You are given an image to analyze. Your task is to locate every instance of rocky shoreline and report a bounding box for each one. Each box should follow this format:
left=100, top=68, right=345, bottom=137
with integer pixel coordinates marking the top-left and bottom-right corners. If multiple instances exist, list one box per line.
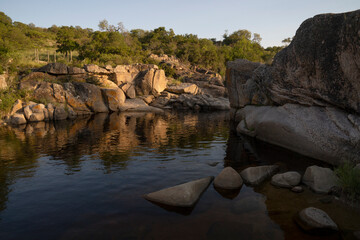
left=1, top=57, right=230, bottom=126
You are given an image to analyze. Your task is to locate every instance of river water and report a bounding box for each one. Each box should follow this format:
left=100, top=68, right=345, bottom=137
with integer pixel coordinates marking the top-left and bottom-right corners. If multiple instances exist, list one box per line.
left=0, top=111, right=359, bottom=240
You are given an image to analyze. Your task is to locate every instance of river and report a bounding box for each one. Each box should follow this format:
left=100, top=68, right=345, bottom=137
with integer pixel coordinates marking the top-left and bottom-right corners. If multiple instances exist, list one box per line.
left=0, top=111, right=358, bottom=239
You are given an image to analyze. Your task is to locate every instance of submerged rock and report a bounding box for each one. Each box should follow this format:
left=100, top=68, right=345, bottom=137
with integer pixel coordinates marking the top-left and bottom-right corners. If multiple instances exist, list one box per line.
left=291, top=186, right=304, bottom=193
left=271, top=171, right=301, bottom=188
left=295, top=207, right=338, bottom=234
left=240, top=165, right=279, bottom=186
left=302, top=165, right=339, bottom=194
left=214, top=167, right=243, bottom=190
left=143, top=176, right=213, bottom=207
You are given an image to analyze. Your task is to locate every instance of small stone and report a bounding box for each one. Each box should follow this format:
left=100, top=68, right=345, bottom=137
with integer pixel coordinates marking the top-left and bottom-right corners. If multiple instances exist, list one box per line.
left=271, top=171, right=301, bottom=188
left=54, top=106, right=68, bottom=120
left=295, top=207, right=338, bottom=234
left=214, top=167, right=243, bottom=190
left=291, top=186, right=304, bottom=193
left=144, top=176, right=213, bottom=207
left=240, top=165, right=279, bottom=185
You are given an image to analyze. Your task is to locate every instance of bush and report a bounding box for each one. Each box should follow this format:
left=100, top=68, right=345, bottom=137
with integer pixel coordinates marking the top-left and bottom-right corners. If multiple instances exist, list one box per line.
left=335, top=161, right=360, bottom=201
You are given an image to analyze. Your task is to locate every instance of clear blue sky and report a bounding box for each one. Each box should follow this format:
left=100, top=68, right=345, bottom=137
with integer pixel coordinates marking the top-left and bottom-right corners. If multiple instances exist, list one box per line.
left=1, top=0, right=359, bottom=47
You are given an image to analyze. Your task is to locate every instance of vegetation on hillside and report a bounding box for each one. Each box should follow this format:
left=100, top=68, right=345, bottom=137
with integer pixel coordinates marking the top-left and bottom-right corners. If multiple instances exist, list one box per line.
left=0, top=12, right=286, bottom=77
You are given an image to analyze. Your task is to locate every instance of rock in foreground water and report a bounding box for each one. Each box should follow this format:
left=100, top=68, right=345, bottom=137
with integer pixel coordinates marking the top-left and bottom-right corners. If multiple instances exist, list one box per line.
left=240, top=165, right=279, bottom=186
left=295, top=207, right=338, bottom=234
left=214, top=167, right=243, bottom=190
left=271, top=171, right=301, bottom=188
left=302, top=166, right=339, bottom=194
left=143, top=176, right=214, bottom=207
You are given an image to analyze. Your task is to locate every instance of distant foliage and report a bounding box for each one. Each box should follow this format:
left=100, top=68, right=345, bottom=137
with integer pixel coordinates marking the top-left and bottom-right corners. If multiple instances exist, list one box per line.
left=0, top=12, right=284, bottom=76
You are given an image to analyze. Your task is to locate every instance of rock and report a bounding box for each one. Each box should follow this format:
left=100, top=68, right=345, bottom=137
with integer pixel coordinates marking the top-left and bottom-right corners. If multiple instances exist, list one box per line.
left=10, top=99, right=23, bottom=115
left=295, top=207, right=338, bottom=234
left=271, top=171, right=301, bottom=188
left=143, top=176, right=214, bottom=207
left=62, top=83, right=91, bottom=114
left=168, top=94, right=230, bottom=111
left=19, top=72, right=55, bottom=90
left=101, top=88, right=125, bottom=112
left=43, top=108, right=49, bottom=121
left=71, top=82, right=108, bottom=113
left=120, top=83, right=136, bottom=99
left=140, top=95, right=155, bottom=104
left=135, top=69, right=167, bottom=96
left=235, top=104, right=360, bottom=165
left=29, top=112, right=45, bottom=122
left=105, top=65, right=113, bottom=71
left=302, top=165, right=340, bottom=194
left=54, top=105, right=68, bottom=120
left=227, top=10, right=360, bottom=166
left=0, top=74, right=7, bottom=90
left=226, top=59, right=263, bottom=108
left=23, top=106, right=32, bottom=120
left=291, top=186, right=304, bottom=193
left=119, top=98, right=163, bottom=113
left=214, top=167, right=243, bottom=190
left=84, top=64, right=108, bottom=74
left=67, top=66, right=86, bottom=75
left=10, top=113, right=27, bottom=125
left=36, top=63, right=69, bottom=75
left=166, top=83, right=199, bottom=95
left=98, top=78, right=119, bottom=89
left=240, top=165, right=279, bottom=185
left=31, top=104, right=45, bottom=113
left=66, top=105, right=77, bottom=119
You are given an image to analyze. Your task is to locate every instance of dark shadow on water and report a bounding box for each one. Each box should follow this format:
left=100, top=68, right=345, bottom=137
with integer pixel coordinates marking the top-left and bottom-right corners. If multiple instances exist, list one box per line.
left=214, top=186, right=241, bottom=199
left=143, top=198, right=195, bottom=216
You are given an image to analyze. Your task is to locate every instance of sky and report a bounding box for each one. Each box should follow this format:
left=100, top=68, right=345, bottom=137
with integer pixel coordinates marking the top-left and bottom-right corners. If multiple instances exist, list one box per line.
left=0, top=0, right=359, bottom=47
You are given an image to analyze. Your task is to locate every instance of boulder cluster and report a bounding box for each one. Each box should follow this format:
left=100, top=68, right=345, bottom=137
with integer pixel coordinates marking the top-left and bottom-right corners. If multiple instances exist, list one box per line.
left=5, top=60, right=230, bottom=125
left=226, top=10, right=360, bottom=165
left=144, top=164, right=342, bottom=235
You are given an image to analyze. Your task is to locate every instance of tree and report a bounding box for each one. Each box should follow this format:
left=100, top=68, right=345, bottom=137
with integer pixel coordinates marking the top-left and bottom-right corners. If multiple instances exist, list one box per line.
left=282, top=37, right=292, bottom=46
left=56, top=26, right=79, bottom=61
left=223, top=30, right=252, bottom=46
left=98, top=19, right=126, bottom=33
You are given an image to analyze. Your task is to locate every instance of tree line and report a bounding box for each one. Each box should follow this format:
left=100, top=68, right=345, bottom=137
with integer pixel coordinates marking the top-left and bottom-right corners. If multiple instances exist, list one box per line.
left=0, top=12, right=286, bottom=75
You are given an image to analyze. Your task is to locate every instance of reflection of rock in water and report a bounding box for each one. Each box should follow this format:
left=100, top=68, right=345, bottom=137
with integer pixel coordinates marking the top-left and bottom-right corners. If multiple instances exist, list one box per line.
left=0, top=112, right=229, bottom=214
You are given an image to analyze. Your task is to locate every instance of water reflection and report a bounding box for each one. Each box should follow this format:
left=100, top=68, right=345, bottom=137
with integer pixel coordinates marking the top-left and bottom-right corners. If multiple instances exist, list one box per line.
left=0, top=111, right=359, bottom=239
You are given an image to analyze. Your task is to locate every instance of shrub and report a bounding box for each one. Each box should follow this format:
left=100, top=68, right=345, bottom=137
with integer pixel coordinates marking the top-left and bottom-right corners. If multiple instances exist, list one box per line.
left=335, top=161, right=360, bottom=201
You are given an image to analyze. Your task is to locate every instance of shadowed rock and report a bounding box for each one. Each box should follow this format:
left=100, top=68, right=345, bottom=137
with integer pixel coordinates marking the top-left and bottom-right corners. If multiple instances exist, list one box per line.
left=271, top=171, right=301, bottom=188
left=302, top=165, right=339, bottom=194
left=143, top=176, right=213, bottom=207
left=240, top=165, right=279, bottom=186
left=295, top=207, right=338, bottom=234
left=214, top=167, right=243, bottom=190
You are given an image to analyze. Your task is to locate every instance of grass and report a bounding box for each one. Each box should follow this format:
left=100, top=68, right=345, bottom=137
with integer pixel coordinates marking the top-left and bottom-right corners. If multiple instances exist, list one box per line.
left=335, top=161, right=360, bottom=201
left=0, top=87, right=33, bottom=117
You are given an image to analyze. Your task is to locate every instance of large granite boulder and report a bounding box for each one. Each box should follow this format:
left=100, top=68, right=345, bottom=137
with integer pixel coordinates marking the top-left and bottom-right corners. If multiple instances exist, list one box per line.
left=71, top=82, right=108, bottom=113
left=235, top=104, right=360, bottom=165
left=227, top=10, right=360, bottom=166
left=36, top=63, right=85, bottom=75
left=143, top=176, right=214, bottom=207
left=101, top=88, right=126, bottom=112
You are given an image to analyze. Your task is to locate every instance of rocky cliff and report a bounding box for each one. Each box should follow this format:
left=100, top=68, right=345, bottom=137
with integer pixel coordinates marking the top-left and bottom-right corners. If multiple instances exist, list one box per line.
left=227, top=10, right=360, bottom=165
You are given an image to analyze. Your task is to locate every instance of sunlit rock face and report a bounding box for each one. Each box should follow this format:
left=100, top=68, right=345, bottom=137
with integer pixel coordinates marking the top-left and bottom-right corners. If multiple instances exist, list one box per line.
left=226, top=10, right=360, bottom=165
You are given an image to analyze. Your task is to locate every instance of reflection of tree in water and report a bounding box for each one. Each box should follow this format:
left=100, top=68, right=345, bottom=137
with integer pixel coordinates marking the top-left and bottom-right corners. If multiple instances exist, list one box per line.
left=0, top=111, right=230, bottom=212
left=0, top=128, right=39, bottom=214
